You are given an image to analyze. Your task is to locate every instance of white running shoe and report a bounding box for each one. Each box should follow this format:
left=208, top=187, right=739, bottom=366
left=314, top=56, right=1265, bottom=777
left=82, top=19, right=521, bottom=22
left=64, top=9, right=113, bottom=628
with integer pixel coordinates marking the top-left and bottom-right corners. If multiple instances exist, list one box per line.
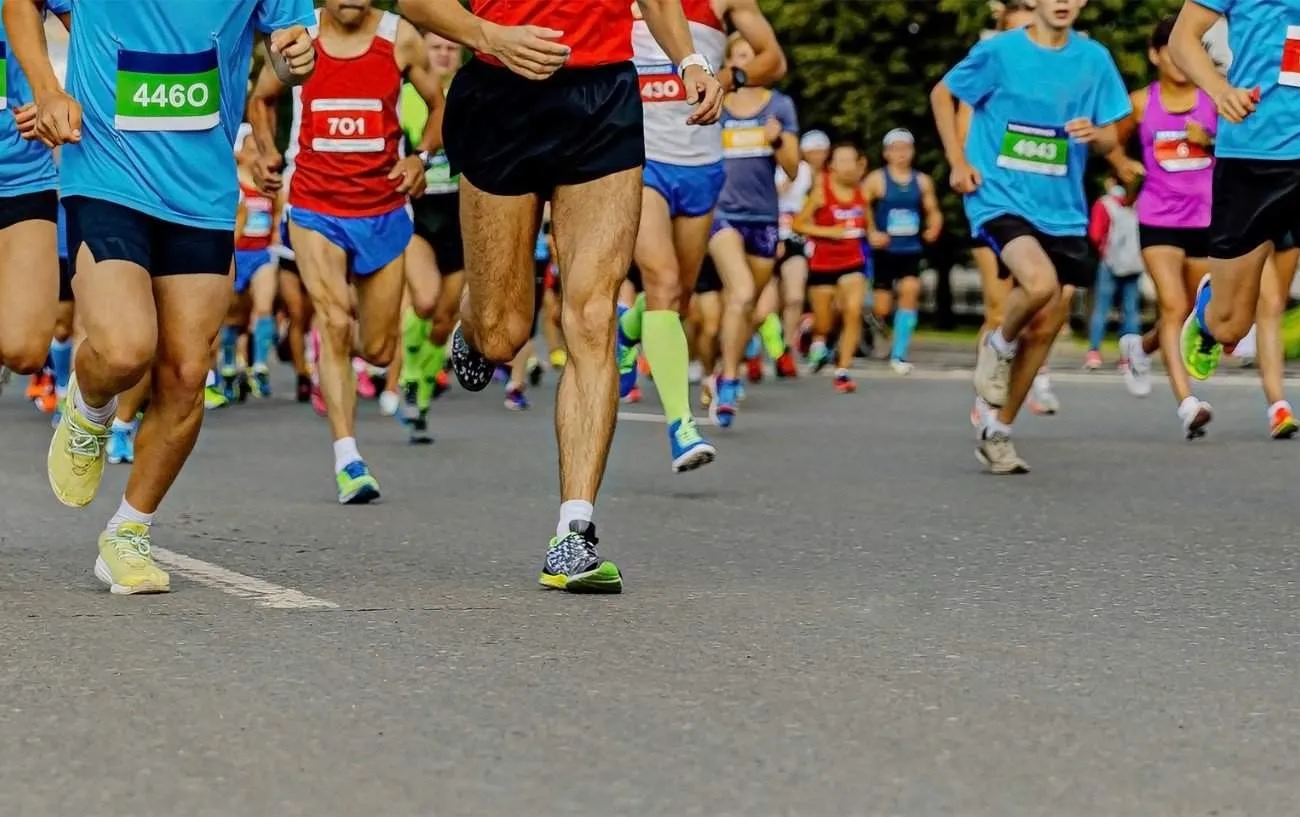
left=1118, top=334, right=1152, bottom=398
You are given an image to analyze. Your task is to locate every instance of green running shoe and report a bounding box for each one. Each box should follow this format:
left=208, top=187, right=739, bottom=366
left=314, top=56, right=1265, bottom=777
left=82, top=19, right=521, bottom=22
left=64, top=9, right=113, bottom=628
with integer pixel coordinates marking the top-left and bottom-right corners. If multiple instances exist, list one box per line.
left=336, top=460, right=381, bottom=505
left=1180, top=310, right=1221, bottom=381
left=539, top=521, right=622, bottom=593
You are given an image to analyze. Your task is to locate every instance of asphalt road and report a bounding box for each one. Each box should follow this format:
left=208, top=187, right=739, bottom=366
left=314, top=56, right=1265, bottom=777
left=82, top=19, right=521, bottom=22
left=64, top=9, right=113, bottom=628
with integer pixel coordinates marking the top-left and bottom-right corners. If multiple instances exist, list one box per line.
left=2, top=361, right=1298, bottom=817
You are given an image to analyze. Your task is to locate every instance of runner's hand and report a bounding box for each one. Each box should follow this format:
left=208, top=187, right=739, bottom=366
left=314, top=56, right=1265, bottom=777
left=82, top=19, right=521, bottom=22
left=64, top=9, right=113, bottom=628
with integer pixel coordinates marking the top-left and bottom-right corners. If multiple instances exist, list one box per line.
left=867, top=229, right=891, bottom=249
left=763, top=116, right=783, bottom=145
left=390, top=155, right=427, bottom=198
left=949, top=160, right=980, bottom=194
left=1212, top=87, right=1257, bottom=124
left=841, top=227, right=865, bottom=240
left=683, top=65, right=722, bottom=125
left=1065, top=117, right=1099, bottom=143
left=1184, top=118, right=1212, bottom=147
left=13, top=103, right=39, bottom=141
left=269, top=27, right=316, bottom=81
left=482, top=22, right=570, bottom=80
left=1115, top=157, right=1145, bottom=187
left=253, top=148, right=284, bottom=195
left=31, top=89, right=81, bottom=147
left=923, top=223, right=942, bottom=244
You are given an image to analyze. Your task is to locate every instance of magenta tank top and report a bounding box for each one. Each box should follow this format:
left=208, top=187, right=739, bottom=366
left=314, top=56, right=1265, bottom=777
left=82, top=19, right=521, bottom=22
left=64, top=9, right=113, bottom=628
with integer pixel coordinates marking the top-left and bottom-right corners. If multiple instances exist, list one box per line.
left=1136, top=84, right=1216, bottom=229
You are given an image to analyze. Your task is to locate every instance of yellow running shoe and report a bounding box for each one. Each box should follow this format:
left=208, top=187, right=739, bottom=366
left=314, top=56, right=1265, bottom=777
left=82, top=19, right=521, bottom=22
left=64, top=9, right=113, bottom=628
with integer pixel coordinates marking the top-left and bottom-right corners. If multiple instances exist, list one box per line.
left=47, top=375, right=110, bottom=508
left=94, top=522, right=170, bottom=594
left=549, top=348, right=567, bottom=368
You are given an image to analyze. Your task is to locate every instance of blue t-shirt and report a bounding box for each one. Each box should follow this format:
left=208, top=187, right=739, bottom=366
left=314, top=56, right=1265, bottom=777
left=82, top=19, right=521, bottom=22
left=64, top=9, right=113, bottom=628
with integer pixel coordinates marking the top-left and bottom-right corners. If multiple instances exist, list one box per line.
left=56, top=199, right=66, bottom=258
left=1194, top=0, right=1300, bottom=160
left=61, top=0, right=314, bottom=230
left=0, top=0, right=71, bottom=196
left=715, top=90, right=799, bottom=223
left=944, top=28, right=1130, bottom=237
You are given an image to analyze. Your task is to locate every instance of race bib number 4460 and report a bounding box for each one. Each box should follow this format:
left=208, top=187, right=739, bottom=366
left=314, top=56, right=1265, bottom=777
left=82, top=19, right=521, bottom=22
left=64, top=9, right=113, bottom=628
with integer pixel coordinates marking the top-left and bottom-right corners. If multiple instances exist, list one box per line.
left=309, top=98, right=385, bottom=153
left=996, top=122, right=1069, bottom=177
left=115, top=49, right=220, bottom=132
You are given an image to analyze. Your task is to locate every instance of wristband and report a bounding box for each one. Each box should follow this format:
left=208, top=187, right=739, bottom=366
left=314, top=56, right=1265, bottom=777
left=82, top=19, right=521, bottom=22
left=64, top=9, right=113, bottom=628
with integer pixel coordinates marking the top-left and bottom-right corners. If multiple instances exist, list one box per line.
left=678, top=53, right=714, bottom=77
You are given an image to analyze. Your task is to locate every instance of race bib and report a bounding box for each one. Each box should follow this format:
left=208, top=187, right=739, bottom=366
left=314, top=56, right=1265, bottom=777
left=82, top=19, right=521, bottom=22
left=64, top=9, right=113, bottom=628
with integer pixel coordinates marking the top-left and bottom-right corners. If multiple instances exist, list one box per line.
left=1152, top=130, right=1212, bottom=173
left=1281, top=25, right=1300, bottom=87
left=115, top=49, right=220, bottom=132
left=722, top=120, right=771, bottom=159
left=0, top=43, right=8, bottom=111
left=886, top=208, right=920, bottom=237
left=243, top=198, right=273, bottom=238
left=637, top=64, right=686, bottom=103
left=424, top=150, right=459, bottom=195
left=309, top=98, right=384, bottom=153
left=996, top=122, right=1068, bottom=176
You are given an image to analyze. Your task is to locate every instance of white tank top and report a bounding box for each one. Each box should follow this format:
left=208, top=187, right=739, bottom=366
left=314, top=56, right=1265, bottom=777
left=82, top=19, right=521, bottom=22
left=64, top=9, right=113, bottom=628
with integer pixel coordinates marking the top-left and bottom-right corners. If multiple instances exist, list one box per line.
left=632, top=0, right=727, bottom=167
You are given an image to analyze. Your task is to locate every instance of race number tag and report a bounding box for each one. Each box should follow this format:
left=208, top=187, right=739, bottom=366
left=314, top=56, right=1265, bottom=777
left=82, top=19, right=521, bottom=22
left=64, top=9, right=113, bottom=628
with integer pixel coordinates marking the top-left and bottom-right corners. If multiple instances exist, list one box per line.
left=1280, top=25, right=1300, bottom=87
left=309, top=98, right=385, bottom=153
left=243, top=197, right=273, bottom=238
left=996, top=122, right=1068, bottom=176
left=886, top=208, right=920, bottom=237
left=1152, top=130, right=1212, bottom=172
left=424, top=150, right=459, bottom=195
left=0, top=43, right=8, bottom=111
left=115, top=49, right=220, bottom=132
left=722, top=120, right=771, bottom=159
left=637, top=64, right=686, bottom=103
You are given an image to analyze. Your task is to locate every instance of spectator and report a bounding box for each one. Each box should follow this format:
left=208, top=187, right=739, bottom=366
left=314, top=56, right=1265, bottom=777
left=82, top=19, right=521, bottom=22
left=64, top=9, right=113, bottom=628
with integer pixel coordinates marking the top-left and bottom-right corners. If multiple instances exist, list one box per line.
left=1085, top=178, right=1144, bottom=370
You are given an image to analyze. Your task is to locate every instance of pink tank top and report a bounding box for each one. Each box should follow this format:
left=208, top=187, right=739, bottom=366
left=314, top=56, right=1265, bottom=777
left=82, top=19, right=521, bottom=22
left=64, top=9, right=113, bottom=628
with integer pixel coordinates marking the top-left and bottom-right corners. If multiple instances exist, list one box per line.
left=1136, top=83, right=1216, bottom=229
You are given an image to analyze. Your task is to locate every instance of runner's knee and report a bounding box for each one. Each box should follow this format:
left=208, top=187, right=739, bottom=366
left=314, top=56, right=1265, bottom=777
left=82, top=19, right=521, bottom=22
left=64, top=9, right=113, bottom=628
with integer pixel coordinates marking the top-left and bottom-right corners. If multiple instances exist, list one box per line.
left=153, top=353, right=211, bottom=397
left=561, top=289, right=617, bottom=355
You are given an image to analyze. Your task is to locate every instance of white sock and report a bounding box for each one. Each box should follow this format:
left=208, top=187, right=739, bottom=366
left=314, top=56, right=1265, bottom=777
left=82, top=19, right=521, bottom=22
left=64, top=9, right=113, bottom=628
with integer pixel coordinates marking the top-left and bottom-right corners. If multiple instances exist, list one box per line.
left=984, top=416, right=1012, bottom=437
left=74, top=386, right=117, bottom=426
left=107, top=497, right=154, bottom=533
left=557, top=500, right=594, bottom=539
left=333, top=437, right=362, bottom=472
left=206, top=369, right=217, bottom=388
left=1178, top=395, right=1200, bottom=418
left=834, top=367, right=849, bottom=377
left=989, top=328, right=1018, bottom=358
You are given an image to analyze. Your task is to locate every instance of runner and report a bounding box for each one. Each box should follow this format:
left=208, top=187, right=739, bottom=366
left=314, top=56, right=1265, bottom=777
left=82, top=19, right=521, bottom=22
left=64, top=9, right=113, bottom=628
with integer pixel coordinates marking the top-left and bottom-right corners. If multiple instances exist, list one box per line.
left=398, top=0, right=723, bottom=592
left=863, top=127, right=943, bottom=375
left=5, top=0, right=315, bottom=593
left=793, top=141, right=868, bottom=393
left=247, top=0, right=438, bottom=504
left=0, top=0, right=70, bottom=387
left=931, top=0, right=1130, bottom=473
left=614, top=0, right=784, bottom=470
left=706, top=32, right=798, bottom=428
left=774, top=129, right=829, bottom=371
left=1106, top=15, right=1216, bottom=438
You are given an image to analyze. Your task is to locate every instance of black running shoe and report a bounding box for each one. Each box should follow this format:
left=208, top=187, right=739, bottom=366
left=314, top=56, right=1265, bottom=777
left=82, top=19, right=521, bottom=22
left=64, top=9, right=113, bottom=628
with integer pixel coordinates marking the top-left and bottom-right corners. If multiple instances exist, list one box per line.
left=450, top=323, right=494, bottom=392
left=296, top=374, right=312, bottom=403
left=538, top=521, right=622, bottom=594
left=402, top=381, right=433, bottom=445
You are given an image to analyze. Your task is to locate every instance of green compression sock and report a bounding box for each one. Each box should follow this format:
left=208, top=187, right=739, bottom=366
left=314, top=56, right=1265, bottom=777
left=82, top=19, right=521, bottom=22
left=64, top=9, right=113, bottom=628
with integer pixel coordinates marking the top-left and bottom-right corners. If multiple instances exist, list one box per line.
left=641, top=310, right=692, bottom=424
left=401, top=310, right=433, bottom=386
left=758, top=313, right=785, bottom=360
left=619, top=292, right=648, bottom=343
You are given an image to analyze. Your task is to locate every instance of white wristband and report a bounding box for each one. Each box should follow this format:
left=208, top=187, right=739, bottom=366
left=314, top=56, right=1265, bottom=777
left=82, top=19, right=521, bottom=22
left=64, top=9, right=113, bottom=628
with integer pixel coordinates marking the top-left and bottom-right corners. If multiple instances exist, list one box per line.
left=678, top=53, right=714, bottom=76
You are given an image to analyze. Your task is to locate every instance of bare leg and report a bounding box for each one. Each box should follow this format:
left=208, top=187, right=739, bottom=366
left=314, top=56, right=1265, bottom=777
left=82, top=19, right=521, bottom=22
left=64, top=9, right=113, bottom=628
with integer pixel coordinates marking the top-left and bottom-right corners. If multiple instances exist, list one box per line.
left=0, top=219, right=59, bottom=373
left=835, top=273, right=866, bottom=371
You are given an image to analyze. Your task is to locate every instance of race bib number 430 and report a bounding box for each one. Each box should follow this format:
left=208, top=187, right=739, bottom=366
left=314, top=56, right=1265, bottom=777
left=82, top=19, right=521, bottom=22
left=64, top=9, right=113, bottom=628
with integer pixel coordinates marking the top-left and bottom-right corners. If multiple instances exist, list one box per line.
left=996, top=122, right=1068, bottom=177
left=310, top=98, right=385, bottom=153
left=638, top=65, right=686, bottom=103
left=115, top=49, right=220, bottom=132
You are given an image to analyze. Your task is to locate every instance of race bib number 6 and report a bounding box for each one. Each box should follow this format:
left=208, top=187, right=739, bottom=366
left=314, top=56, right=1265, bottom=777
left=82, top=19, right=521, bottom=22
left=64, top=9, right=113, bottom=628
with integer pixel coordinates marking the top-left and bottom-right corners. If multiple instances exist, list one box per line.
left=310, top=98, right=385, bottom=153
left=115, top=49, right=220, bottom=132
left=996, top=122, right=1068, bottom=177
left=638, top=65, right=686, bottom=103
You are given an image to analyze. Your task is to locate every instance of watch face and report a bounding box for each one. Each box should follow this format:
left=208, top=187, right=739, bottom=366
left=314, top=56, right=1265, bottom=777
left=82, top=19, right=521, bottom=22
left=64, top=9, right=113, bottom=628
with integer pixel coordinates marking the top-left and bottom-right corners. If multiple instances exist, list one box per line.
left=733, top=67, right=747, bottom=87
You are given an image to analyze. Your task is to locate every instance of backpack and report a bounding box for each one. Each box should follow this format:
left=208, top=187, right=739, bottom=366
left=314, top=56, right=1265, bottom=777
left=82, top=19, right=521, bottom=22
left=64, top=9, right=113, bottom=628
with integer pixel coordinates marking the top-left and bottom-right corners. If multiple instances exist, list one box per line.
left=1099, top=196, right=1144, bottom=278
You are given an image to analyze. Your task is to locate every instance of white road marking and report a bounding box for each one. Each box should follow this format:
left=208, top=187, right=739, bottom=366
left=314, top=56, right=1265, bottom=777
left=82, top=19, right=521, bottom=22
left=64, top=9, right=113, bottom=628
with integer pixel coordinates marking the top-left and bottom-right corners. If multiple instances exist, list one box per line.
left=846, top=367, right=1293, bottom=388
left=618, top=411, right=715, bottom=426
left=151, top=547, right=338, bottom=610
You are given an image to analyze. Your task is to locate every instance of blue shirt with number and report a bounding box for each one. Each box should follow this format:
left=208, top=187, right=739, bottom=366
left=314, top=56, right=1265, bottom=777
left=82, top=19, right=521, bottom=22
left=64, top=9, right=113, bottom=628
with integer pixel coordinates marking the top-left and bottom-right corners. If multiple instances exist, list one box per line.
left=1193, top=0, right=1300, bottom=160
left=61, top=0, right=314, bottom=231
left=0, top=0, right=71, bottom=196
left=943, top=28, right=1130, bottom=237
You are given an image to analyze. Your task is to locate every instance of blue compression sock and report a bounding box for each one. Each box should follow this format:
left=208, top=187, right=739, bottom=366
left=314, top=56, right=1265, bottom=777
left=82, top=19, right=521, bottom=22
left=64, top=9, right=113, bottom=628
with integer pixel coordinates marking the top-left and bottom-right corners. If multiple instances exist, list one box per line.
left=1193, top=281, right=1213, bottom=336
left=219, top=325, right=240, bottom=373
left=252, top=316, right=275, bottom=368
left=49, top=338, right=72, bottom=394
left=891, top=309, right=918, bottom=362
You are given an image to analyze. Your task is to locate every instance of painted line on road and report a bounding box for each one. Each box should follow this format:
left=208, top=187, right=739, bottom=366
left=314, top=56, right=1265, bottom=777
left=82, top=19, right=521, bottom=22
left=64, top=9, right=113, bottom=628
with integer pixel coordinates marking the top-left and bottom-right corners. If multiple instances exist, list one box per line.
left=619, top=411, right=717, bottom=426
left=847, top=367, right=1292, bottom=388
left=151, top=547, right=339, bottom=610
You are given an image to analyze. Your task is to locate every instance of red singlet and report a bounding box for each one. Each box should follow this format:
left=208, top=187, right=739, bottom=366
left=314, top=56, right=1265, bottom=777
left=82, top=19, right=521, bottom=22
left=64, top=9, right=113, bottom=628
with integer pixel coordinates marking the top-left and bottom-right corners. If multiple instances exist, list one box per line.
left=288, top=10, right=405, bottom=217
left=471, top=0, right=634, bottom=68
left=808, top=173, right=868, bottom=273
left=237, top=182, right=275, bottom=251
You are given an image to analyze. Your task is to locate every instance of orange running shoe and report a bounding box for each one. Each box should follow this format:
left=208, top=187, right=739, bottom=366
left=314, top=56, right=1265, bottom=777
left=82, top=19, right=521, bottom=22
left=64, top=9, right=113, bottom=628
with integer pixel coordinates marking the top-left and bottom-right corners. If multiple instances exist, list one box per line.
left=1270, top=403, right=1298, bottom=439
left=26, top=373, right=51, bottom=402
left=833, top=373, right=857, bottom=393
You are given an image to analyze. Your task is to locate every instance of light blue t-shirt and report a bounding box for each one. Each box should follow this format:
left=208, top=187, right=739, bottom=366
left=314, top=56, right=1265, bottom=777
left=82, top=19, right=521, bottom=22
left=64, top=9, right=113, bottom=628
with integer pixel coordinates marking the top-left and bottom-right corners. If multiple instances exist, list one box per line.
left=56, top=199, right=66, bottom=257
left=61, top=0, right=314, bottom=230
left=0, top=0, right=71, bottom=196
left=534, top=230, right=549, bottom=262
left=1194, top=0, right=1300, bottom=159
left=944, top=28, right=1131, bottom=237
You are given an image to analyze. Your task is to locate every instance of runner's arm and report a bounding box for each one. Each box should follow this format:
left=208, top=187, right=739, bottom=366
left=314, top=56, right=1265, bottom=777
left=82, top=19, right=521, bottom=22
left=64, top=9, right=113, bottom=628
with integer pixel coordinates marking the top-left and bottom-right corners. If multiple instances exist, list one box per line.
left=860, top=181, right=883, bottom=237
left=247, top=61, right=287, bottom=162
left=397, top=19, right=446, bottom=154
left=1085, top=50, right=1134, bottom=156
left=396, top=0, right=491, bottom=52
left=636, top=0, right=699, bottom=65
left=931, top=40, right=996, bottom=172
left=2, top=0, right=63, bottom=99
left=793, top=181, right=841, bottom=240
left=1169, top=2, right=1233, bottom=101
left=919, top=174, right=943, bottom=239
left=1104, top=89, right=1146, bottom=178
left=718, top=0, right=786, bottom=89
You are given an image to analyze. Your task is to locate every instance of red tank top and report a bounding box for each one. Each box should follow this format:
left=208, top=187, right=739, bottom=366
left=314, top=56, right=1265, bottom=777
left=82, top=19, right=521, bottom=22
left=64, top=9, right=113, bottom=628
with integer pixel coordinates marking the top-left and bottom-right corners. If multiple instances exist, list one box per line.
left=288, top=11, right=405, bottom=217
left=808, top=173, right=868, bottom=273
left=471, top=0, right=634, bottom=68
left=237, top=182, right=275, bottom=251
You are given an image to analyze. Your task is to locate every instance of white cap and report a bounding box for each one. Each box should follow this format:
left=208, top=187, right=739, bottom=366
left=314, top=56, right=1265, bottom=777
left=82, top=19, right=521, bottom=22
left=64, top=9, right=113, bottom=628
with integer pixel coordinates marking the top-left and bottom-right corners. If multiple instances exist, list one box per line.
left=799, top=130, right=830, bottom=152
left=883, top=128, right=914, bottom=147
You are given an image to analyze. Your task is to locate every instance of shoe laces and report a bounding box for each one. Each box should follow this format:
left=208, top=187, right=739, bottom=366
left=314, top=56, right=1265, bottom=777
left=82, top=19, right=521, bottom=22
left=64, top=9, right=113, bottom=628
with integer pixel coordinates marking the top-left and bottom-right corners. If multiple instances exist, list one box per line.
left=111, top=528, right=154, bottom=567
left=676, top=419, right=704, bottom=445
left=67, top=424, right=105, bottom=461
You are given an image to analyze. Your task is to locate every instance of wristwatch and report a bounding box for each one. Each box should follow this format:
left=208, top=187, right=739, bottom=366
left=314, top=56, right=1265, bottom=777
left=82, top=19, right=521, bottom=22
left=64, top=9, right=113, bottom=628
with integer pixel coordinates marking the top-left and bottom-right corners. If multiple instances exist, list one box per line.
left=678, top=53, right=714, bottom=76
left=730, top=66, right=749, bottom=90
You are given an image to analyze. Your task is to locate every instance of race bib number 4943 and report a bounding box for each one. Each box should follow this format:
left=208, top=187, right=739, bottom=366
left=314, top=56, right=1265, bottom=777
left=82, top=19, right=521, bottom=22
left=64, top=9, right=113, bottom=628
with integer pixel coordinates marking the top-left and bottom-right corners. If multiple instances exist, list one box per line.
left=309, top=98, right=385, bottom=153
left=995, top=122, right=1069, bottom=177
left=115, top=49, right=220, bottom=132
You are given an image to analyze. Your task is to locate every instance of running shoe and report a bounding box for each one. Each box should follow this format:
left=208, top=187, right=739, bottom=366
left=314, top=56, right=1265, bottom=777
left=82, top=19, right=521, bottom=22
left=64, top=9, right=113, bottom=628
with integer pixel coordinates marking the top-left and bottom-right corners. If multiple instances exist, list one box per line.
left=355, top=361, right=378, bottom=399
left=833, top=372, right=857, bottom=393
left=296, top=374, right=312, bottom=403
left=1270, top=402, right=1298, bottom=440
left=378, top=389, right=401, bottom=417
left=865, top=314, right=890, bottom=360
left=94, top=522, right=169, bottom=595
left=204, top=383, right=229, bottom=410
left=746, top=355, right=764, bottom=383
left=0, top=365, right=9, bottom=395
left=615, top=304, right=640, bottom=398
left=1181, top=280, right=1222, bottom=380
left=433, top=369, right=451, bottom=399
left=527, top=357, right=544, bottom=387
left=27, top=372, right=51, bottom=404
left=1178, top=396, right=1213, bottom=440
left=336, top=460, right=381, bottom=504
left=221, top=371, right=240, bottom=404
left=699, top=374, right=715, bottom=411
left=250, top=365, right=273, bottom=399
left=973, top=331, right=1013, bottom=407
left=538, top=521, right=622, bottom=593
left=34, top=388, right=58, bottom=415
left=688, top=360, right=704, bottom=384
left=713, top=377, right=740, bottom=428
left=107, top=424, right=135, bottom=465
left=808, top=341, right=831, bottom=374
left=1083, top=350, right=1102, bottom=370
left=1027, top=373, right=1060, bottom=415
left=449, top=323, right=494, bottom=392
left=310, top=382, right=327, bottom=417
left=775, top=350, right=798, bottom=379
left=621, top=385, right=642, bottom=404
left=889, top=359, right=914, bottom=376
left=505, top=385, right=530, bottom=411
left=401, top=382, right=433, bottom=444
left=549, top=348, right=567, bottom=368
left=47, top=375, right=110, bottom=508
left=976, top=429, right=1030, bottom=474
left=1118, top=334, right=1152, bottom=398
left=668, top=417, right=715, bottom=473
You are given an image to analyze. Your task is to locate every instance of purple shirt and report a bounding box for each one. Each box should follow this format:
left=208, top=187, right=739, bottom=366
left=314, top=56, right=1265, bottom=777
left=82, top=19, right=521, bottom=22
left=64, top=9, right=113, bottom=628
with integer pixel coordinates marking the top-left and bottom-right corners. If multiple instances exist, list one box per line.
left=1136, top=83, right=1216, bottom=229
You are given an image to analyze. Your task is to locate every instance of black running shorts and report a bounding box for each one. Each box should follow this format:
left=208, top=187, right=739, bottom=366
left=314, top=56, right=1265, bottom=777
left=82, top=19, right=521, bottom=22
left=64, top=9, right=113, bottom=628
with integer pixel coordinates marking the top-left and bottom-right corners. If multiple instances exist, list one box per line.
left=976, top=214, right=1093, bottom=289
left=1209, top=157, right=1300, bottom=259
left=443, top=59, right=645, bottom=197
left=694, top=256, right=723, bottom=294
left=411, top=192, right=465, bottom=273
left=1138, top=224, right=1209, bottom=259
left=64, top=196, right=233, bottom=277
left=872, top=251, right=922, bottom=290
left=0, top=189, right=58, bottom=230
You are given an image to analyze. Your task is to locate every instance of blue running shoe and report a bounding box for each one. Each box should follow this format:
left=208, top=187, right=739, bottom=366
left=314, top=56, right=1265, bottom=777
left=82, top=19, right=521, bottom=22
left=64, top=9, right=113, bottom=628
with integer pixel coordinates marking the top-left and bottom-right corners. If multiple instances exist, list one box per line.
left=668, top=418, right=715, bottom=473
left=107, top=423, right=135, bottom=465
left=505, top=385, right=530, bottom=411
left=336, top=460, right=381, bottom=505
left=713, top=378, right=740, bottom=428
left=616, top=303, right=640, bottom=398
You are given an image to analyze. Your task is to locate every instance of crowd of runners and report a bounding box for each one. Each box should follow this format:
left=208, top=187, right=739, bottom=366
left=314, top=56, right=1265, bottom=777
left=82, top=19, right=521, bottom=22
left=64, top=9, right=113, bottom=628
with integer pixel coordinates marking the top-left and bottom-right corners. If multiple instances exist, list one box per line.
left=0, top=0, right=1292, bottom=593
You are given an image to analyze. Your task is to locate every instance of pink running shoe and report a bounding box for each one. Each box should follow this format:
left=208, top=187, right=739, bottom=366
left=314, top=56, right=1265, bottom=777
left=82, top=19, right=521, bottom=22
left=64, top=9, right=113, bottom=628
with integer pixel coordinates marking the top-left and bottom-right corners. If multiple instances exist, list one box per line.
left=355, top=359, right=378, bottom=400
